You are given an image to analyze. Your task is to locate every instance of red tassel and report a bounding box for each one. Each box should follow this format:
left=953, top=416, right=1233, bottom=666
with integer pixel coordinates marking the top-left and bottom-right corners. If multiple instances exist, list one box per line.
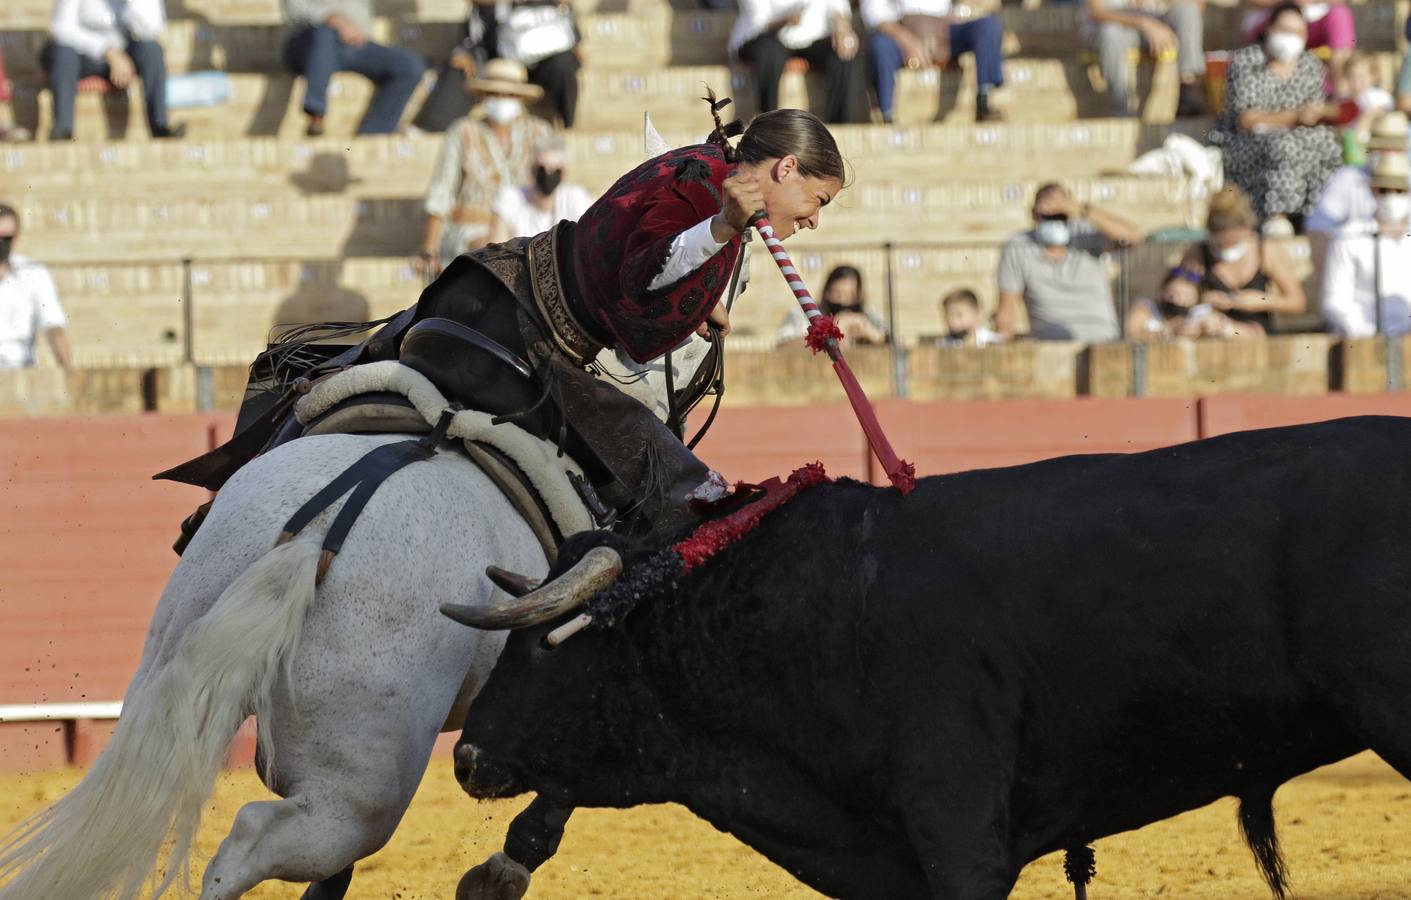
left=674, top=463, right=832, bottom=572
left=805, top=315, right=844, bottom=354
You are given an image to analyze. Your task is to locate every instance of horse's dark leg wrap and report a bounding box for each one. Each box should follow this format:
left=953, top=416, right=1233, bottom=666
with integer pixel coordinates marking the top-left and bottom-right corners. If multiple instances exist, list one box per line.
left=503, top=796, right=573, bottom=872
left=299, top=865, right=354, bottom=900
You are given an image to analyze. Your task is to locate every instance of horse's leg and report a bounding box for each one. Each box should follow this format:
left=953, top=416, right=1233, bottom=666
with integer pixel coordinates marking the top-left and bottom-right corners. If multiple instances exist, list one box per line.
left=457, top=797, right=572, bottom=900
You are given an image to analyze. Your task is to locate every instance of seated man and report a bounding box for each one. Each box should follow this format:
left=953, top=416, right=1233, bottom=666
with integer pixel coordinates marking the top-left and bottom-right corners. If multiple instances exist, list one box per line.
left=861, top=0, right=1005, bottom=123
left=0, top=203, right=72, bottom=370
left=1083, top=0, right=1205, bottom=118
left=44, top=0, right=185, bottom=141
left=1322, top=153, right=1411, bottom=337
left=282, top=0, right=427, bottom=136
left=995, top=182, right=1145, bottom=343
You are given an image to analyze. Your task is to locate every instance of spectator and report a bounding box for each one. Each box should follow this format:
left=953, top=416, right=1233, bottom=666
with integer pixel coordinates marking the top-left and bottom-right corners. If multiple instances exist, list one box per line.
left=1135, top=185, right=1306, bottom=339
left=860, top=0, right=1005, bottom=123
left=44, top=0, right=185, bottom=141
left=731, top=0, right=870, bottom=123
left=1306, top=110, right=1407, bottom=284
left=1213, top=3, right=1341, bottom=227
left=415, top=0, right=580, bottom=132
left=487, top=134, right=593, bottom=242
left=1337, top=51, right=1394, bottom=164
left=775, top=265, right=889, bottom=345
left=1323, top=152, right=1411, bottom=336
left=420, top=59, right=553, bottom=273
left=282, top=0, right=427, bottom=136
left=995, top=182, right=1144, bottom=343
left=1399, top=16, right=1411, bottom=117
left=1083, top=0, right=1205, bottom=118
left=0, top=50, right=30, bottom=142
left=1242, top=0, right=1355, bottom=89
left=0, top=205, right=72, bottom=370
left=938, top=288, right=1002, bottom=346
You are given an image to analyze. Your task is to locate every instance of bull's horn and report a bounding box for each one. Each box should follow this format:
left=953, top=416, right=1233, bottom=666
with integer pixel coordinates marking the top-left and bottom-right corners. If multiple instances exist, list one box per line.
left=486, top=566, right=541, bottom=597
left=440, top=546, right=622, bottom=630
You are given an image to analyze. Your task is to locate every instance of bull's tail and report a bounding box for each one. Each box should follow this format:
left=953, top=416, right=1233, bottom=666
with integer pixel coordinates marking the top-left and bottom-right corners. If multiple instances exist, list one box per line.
left=1238, top=789, right=1289, bottom=900
left=0, top=539, right=322, bottom=900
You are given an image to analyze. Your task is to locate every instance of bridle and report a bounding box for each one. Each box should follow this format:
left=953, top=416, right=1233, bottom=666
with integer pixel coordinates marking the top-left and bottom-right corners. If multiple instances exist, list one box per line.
left=663, top=235, right=746, bottom=450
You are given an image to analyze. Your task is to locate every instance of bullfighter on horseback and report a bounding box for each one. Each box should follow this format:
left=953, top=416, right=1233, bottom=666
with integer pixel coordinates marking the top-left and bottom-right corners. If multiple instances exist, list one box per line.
left=161, top=97, right=848, bottom=544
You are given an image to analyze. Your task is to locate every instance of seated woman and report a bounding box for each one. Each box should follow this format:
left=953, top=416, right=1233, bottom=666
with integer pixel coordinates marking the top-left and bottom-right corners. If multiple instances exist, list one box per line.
left=775, top=264, right=889, bottom=345
left=730, top=0, right=869, bottom=123
left=1241, top=0, right=1357, bottom=89
left=1130, top=185, right=1307, bottom=339
left=1214, top=2, right=1342, bottom=227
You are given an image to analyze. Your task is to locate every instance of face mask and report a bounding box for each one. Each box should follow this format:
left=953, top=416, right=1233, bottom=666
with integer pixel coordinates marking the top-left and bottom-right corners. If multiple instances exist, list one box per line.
left=1216, top=241, right=1248, bottom=263
left=533, top=165, right=562, bottom=196
left=481, top=97, right=523, bottom=125
left=1266, top=31, right=1306, bottom=62
left=1376, top=193, right=1410, bottom=225
left=0, top=236, right=10, bottom=265
left=1035, top=219, right=1071, bottom=247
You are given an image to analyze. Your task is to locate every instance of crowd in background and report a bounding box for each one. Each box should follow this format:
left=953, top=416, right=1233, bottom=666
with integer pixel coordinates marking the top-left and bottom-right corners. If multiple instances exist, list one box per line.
left=6, top=0, right=1411, bottom=370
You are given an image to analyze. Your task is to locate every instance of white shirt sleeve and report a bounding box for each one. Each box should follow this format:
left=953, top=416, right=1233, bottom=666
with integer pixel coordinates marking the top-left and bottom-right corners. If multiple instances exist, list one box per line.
left=1322, top=236, right=1372, bottom=337
left=861, top=0, right=900, bottom=29
left=646, top=217, right=729, bottom=292
left=51, top=0, right=122, bottom=59
left=29, top=266, right=68, bottom=331
left=122, top=0, right=167, bottom=42
left=729, top=0, right=783, bottom=55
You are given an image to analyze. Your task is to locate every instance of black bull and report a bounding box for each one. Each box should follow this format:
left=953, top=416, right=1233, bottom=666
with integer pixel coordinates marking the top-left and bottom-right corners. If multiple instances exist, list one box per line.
left=454, top=416, right=1411, bottom=899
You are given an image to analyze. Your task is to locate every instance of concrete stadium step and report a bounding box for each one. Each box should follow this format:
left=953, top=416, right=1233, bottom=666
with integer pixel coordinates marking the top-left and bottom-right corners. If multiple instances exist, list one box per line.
left=9, top=59, right=1132, bottom=141
left=2, top=2, right=1397, bottom=67
left=0, top=120, right=1201, bottom=194
left=16, top=172, right=1200, bottom=263
left=46, top=234, right=1283, bottom=364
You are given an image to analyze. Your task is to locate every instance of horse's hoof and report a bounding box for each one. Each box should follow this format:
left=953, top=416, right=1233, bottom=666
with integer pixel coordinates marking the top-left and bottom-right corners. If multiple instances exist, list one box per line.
left=456, top=851, right=531, bottom=900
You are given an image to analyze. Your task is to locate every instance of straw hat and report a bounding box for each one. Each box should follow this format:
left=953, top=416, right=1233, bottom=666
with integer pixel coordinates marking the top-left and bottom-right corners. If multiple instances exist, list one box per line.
left=465, top=58, right=544, bottom=101
left=1367, top=111, right=1410, bottom=152
left=1370, top=151, right=1411, bottom=191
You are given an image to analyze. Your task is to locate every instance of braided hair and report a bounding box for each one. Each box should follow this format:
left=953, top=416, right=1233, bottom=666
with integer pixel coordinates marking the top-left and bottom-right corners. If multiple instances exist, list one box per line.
left=701, top=89, right=847, bottom=184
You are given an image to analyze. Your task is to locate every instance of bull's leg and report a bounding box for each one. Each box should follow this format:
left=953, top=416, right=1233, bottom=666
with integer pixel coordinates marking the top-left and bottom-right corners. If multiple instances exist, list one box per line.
left=897, top=752, right=1019, bottom=900
left=457, top=796, right=572, bottom=900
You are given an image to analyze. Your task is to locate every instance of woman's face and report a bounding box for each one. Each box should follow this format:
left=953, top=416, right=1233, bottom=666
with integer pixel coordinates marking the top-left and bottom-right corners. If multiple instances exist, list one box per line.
left=1210, top=227, right=1254, bottom=260
left=824, top=275, right=861, bottom=310
left=1266, top=10, right=1309, bottom=57
left=758, top=156, right=844, bottom=240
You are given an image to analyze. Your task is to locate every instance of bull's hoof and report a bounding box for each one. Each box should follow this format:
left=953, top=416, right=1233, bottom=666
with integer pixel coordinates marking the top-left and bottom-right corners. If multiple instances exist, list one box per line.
left=456, top=852, right=531, bottom=900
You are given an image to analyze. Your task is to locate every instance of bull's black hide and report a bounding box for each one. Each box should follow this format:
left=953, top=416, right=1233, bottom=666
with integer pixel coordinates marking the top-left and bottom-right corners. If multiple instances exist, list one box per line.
left=457, top=416, right=1411, bottom=899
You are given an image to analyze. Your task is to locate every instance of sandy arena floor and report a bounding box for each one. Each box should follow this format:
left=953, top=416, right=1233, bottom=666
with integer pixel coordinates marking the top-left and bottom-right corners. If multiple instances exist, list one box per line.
left=2, top=752, right=1409, bottom=898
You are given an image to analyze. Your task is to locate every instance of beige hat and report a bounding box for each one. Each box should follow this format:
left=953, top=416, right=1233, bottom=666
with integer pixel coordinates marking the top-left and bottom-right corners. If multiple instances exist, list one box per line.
left=1370, top=151, right=1411, bottom=191
left=1367, top=111, right=1410, bottom=152
left=465, top=58, right=544, bottom=101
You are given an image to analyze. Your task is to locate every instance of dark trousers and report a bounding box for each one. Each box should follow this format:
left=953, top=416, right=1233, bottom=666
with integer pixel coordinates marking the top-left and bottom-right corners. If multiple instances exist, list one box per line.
left=281, top=25, right=426, bottom=134
left=42, top=39, right=170, bottom=136
left=737, top=33, right=869, bottom=124
left=869, top=16, right=1005, bottom=119
left=527, top=51, right=580, bottom=127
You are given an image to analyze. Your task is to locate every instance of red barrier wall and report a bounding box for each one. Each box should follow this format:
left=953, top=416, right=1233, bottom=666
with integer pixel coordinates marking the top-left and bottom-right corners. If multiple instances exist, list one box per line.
left=2, top=394, right=1407, bottom=771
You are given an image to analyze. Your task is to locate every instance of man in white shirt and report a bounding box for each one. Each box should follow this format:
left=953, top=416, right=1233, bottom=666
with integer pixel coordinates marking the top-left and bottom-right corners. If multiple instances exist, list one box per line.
left=1323, top=153, right=1411, bottom=337
left=487, top=136, right=594, bottom=242
left=0, top=205, right=72, bottom=371
left=1307, top=110, right=1409, bottom=289
left=43, top=0, right=184, bottom=141
left=1084, top=0, right=1205, bottom=118
left=860, top=0, right=1005, bottom=123
left=730, top=0, right=869, bottom=123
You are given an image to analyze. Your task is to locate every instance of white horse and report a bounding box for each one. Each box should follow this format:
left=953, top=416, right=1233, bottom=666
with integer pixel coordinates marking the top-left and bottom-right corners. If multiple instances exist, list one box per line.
left=0, top=336, right=718, bottom=900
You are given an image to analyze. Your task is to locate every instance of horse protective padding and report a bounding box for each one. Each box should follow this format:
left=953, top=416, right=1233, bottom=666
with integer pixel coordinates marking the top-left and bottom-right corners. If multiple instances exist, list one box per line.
left=295, top=361, right=594, bottom=542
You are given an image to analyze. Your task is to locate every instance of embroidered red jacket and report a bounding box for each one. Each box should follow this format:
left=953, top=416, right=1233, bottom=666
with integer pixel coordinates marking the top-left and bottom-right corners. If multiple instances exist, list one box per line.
left=571, top=144, right=741, bottom=363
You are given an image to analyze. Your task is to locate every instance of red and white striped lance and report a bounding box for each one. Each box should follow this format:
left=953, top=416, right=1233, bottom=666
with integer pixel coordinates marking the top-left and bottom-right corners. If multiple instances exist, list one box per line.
left=751, top=215, right=916, bottom=495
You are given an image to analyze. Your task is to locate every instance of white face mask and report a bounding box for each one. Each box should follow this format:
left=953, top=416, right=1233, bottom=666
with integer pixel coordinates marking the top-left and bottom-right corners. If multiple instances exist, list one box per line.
left=1216, top=241, right=1248, bottom=263
left=481, top=97, right=523, bottom=124
left=1034, top=219, right=1071, bottom=247
left=1376, top=193, right=1411, bottom=225
left=1266, top=31, right=1306, bottom=63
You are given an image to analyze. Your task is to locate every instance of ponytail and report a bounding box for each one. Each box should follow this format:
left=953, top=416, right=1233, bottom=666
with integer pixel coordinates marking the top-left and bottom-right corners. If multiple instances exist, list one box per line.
left=702, top=87, right=743, bottom=163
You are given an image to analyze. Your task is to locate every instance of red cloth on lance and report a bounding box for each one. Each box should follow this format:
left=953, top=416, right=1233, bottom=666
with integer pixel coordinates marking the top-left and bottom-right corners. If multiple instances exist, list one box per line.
left=571, top=144, right=742, bottom=363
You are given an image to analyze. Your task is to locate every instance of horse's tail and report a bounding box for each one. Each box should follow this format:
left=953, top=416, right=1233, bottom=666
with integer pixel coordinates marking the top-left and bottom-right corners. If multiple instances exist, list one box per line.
left=0, top=538, right=323, bottom=900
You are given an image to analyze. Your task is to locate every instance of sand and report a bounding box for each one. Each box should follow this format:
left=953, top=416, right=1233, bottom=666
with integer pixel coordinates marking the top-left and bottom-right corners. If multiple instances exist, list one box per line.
left=2, top=752, right=1408, bottom=898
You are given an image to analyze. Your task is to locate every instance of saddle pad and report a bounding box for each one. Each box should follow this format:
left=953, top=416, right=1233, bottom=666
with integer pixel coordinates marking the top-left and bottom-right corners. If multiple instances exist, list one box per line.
left=295, top=361, right=595, bottom=545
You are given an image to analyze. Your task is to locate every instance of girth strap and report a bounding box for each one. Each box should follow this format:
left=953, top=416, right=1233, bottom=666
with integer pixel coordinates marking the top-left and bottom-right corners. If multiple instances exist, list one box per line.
left=277, top=410, right=454, bottom=582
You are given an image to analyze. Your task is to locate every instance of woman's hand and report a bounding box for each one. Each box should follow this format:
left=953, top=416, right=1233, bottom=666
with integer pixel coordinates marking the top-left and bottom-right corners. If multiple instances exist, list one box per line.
left=696, top=300, right=732, bottom=339
left=1202, top=289, right=1235, bottom=310
left=712, top=171, right=766, bottom=240
left=832, top=23, right=860, bottom=61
